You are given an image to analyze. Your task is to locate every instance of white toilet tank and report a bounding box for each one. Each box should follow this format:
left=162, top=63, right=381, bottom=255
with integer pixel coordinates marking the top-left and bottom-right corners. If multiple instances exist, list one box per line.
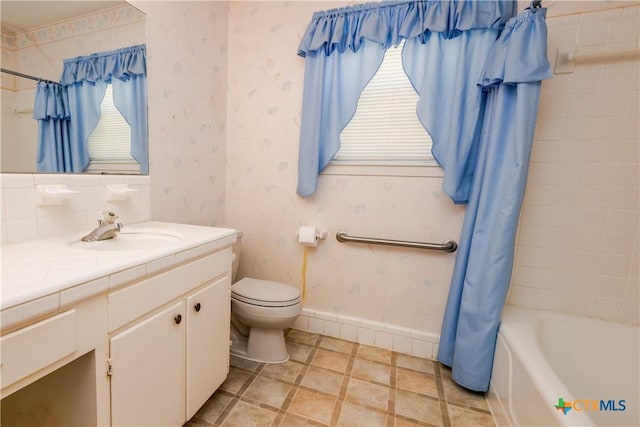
left=231, top=231, right=243, bottom=283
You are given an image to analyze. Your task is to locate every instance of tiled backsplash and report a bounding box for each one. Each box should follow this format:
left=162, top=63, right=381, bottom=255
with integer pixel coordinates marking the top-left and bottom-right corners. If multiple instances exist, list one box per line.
left=1, top=174, right=151, bottom=245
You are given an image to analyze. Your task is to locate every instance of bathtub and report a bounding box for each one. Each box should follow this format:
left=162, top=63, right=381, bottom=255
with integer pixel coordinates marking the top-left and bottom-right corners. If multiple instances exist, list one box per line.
left=488, top=305, right=639, bottom=427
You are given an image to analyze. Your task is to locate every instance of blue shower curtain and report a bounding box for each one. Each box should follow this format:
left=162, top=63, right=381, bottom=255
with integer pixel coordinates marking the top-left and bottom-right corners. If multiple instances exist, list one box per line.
left=34, top=81, right=72, bottom=172
left=437, top=7, right=552, bottom=391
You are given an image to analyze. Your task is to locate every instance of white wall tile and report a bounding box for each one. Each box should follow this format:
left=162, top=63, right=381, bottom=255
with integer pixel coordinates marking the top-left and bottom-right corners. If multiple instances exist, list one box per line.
left=323, top=320, right=341, bottom=338
left=411, top=339, right=434, bottom=359
left=512, top=4, right=639, bottom=325
left=336, top=324, right=354, bottom=341
left=356, top=327, right=375, bottom=346
left=1, top=175, right=151, bottom=245
left=621, top=301, right=640, bottom=324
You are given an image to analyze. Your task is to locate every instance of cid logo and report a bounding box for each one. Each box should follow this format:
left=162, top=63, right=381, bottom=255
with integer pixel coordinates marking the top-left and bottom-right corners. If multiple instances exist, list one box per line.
left=555, top=397, right=626, bottom=415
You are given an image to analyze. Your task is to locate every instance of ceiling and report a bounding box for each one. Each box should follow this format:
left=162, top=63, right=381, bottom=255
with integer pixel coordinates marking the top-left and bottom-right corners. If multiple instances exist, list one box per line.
left=1, top=1, right=123, bottom=35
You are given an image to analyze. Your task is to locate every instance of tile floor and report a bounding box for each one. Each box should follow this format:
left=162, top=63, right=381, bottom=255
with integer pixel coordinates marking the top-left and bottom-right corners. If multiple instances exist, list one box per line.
left=186, top=329, right=494, bottom=427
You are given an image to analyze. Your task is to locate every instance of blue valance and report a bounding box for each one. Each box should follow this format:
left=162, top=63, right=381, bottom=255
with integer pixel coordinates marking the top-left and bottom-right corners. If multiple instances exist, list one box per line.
left=33, top=82, right=70, bottom=120
left=60, top=44, right=146, bottom=85
left=297, top=0, right=516, bottom=57
left=478, top=7, right=552, bottom=87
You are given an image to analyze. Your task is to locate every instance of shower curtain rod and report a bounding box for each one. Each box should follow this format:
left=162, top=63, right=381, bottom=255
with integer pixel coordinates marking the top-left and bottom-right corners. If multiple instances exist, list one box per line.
left=1, top=68, right=56, bottom=83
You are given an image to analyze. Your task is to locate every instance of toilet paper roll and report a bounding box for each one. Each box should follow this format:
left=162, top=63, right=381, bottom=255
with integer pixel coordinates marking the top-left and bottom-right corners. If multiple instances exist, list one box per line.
left=298, top=226, right=318, bottom=247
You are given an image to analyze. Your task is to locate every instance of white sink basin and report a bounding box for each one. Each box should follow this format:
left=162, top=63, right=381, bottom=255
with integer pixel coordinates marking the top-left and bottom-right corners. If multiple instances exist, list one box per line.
left=71, top=232, right=181, bottom=251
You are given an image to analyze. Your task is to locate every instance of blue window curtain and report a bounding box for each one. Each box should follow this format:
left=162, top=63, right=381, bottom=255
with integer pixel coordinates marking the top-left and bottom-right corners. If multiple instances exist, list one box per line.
left=34, top=82, right=72, bottom=172
left=403, top=30, right=501, bottom=204
left=437, top=7, right=552, bottom=392
left=296, top=0, right=516, bottom=197
left=297, top=0, right=552, bottom=392
left=59, top=44, right=148, bottom=173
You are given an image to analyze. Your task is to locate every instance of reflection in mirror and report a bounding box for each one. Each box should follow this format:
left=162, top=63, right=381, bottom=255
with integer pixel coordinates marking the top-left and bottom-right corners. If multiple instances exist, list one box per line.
left=0, top=1, right=147, bottom=174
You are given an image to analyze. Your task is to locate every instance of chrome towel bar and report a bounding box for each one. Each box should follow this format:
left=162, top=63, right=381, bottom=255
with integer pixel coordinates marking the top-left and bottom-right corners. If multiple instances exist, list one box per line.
left=336, top=231, right=457, bottom=253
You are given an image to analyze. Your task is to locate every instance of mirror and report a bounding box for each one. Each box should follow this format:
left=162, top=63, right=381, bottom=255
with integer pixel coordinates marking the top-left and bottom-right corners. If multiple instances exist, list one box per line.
left=0, top=1, right=147, bottom=174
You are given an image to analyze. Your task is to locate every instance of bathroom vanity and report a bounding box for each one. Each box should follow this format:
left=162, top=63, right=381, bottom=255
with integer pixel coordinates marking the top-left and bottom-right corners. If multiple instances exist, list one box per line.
left=0, top=222, right=236, bottom=426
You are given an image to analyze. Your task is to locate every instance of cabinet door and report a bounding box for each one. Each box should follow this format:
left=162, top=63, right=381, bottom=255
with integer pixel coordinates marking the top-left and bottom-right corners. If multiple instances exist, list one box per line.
left=185, top=275, right=230, bottom=419
left=110, top=301, right=185, bottom=427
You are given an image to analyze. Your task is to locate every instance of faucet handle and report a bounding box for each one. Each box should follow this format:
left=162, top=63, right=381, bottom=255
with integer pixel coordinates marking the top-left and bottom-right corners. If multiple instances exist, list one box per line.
left=101, top=210, right=118, bottom=225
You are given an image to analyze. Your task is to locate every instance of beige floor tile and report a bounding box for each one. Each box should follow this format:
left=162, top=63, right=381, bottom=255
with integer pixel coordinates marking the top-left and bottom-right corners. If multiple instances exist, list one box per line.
left=395, top=390, right=442, bottom=427
left=447, top=404, right=495, bottom=427
left=394, top=416, right=426, bottom=427
left=260, top=360, right=304, bottom=384
left=288, top=388, right=337, bottom=425
left=278, top=412, right=326, bottom=426
left=338, top=402, right=388, bottom=427
left=352, top=358, right=391, bottom=385
left=184, top=418, right=210, bottom=427
left=397, top=367, right=439, bottom=398
left=357, top=344, right=393, bottom=364
left=187, top=333, right=496, bottom=427
left=312, top=348, right=350, bottom=373
left=345, top=377, right=390, bottom=410
left=220, top=400, right=278, bottom=427
left=243, top=376, right=292, bottom=409
left=220, top=368, right=252, bottom=394
left=191, top=391, right=232, bottom=423
left=230, top=355, right=262, bottom=371
left=300, top=365, right=344, bottom=396
left=287, top=329, right=320, bottom=346
left=440, top=367, right=489, bottom=411
left=319, top=336, right=356, bottom=354
left=396, top=354, right=435, bottom=375
left=287, top=341, right=314, bottom=363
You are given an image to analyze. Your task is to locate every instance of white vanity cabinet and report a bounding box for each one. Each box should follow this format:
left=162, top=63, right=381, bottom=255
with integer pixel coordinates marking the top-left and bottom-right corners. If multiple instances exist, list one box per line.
left=1, top=222, right=236, bottom=427
left=107, top=248, right=232, bottom=426
left=110, top=300, right=186, bottom=426
left=185, top=277, right=231, bottom=419
left=1, top=295, right=110, bottom=427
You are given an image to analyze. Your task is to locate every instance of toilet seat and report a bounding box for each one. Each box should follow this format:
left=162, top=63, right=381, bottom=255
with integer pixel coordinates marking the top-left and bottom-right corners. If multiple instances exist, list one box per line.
left=231, top=278, right=301, bottom=308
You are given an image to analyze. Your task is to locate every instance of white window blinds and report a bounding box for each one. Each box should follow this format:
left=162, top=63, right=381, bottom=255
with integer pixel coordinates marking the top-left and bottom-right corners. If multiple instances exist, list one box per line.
left=88, top=85, right=134, bottom=162
left=336, top=42, right=433, bottom=164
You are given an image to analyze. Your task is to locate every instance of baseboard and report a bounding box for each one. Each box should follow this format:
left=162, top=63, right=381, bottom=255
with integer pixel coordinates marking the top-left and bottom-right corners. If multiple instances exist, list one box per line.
left=292, top=307, right=440, bottom=360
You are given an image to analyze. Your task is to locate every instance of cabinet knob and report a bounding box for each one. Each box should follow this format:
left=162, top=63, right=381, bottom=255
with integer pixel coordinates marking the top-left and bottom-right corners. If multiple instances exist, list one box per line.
left=174, top=314, right=182, bottom=325
left=194, top=302, right=202, bottom=312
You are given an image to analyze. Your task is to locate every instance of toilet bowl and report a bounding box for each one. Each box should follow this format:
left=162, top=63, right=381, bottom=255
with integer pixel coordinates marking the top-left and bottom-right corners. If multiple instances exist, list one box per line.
left=229, top=233, right=302, bottom=363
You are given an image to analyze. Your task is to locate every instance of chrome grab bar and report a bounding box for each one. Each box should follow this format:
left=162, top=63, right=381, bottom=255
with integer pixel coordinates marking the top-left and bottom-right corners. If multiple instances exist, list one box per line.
left=336, top=231, right=457, bottom=253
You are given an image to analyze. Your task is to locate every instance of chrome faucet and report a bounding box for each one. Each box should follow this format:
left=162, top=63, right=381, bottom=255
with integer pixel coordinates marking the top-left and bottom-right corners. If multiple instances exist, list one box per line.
left=81, top=211, right=123, bottom=242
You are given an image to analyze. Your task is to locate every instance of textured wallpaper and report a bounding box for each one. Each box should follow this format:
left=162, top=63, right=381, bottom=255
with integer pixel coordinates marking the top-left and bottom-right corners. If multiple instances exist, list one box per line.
left=225, top=1, right=465, bottom=336
left=134, top=1, right=229, bottom=227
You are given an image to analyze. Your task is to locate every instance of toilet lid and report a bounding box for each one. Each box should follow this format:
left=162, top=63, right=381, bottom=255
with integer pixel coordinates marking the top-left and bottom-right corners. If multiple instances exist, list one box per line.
left=231, top=278, right=301, bottom=307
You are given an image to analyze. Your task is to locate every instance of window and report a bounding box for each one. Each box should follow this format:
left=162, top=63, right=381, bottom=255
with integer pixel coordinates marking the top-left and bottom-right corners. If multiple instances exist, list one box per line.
left=86, top=85, right=139, bottom=174
left=335, top=42, right=434, bottom=168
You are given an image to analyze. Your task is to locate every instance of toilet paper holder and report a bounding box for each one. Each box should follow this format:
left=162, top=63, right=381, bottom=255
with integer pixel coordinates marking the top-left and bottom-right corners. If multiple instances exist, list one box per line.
left=297, top=226, right=328, bottom=247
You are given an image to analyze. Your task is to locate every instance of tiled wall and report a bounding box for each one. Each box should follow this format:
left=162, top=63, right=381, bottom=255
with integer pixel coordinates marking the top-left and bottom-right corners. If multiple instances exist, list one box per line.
left=508, top=5, right=639, bottom=325
left=0, top=173, right=151, bottom=244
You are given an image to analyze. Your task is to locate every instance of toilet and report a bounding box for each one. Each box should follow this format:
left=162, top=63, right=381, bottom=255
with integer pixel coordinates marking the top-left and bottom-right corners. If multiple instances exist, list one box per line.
left=229, top=233, right=302, bottom=363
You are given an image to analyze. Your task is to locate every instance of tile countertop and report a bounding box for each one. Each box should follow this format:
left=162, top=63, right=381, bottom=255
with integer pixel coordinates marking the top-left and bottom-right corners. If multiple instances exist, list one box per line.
left=1, top=222, right=237, bottom=328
